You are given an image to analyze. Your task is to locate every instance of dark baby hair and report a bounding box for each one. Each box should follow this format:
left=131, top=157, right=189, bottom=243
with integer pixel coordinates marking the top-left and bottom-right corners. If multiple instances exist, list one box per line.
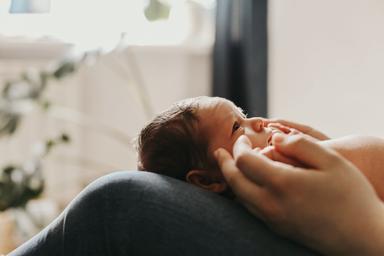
left=137, top=97, right=214, bottom=181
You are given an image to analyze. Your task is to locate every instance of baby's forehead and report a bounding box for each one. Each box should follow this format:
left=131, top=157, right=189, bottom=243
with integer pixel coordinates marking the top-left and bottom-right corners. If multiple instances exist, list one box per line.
left=205, top=99, right=245, bottom=119
left=197, top=98, right=241, bottom=126
left=198, top=97, right=235, bottom=110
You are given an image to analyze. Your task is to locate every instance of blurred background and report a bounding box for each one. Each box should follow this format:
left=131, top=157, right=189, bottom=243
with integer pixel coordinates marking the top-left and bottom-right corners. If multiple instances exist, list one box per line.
left=1, top=0, right=384, bottom=253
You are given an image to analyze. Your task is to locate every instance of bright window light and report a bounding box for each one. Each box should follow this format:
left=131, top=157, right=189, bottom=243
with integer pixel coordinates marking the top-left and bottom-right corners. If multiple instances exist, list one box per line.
left=0, top=0, right=214, bottom=51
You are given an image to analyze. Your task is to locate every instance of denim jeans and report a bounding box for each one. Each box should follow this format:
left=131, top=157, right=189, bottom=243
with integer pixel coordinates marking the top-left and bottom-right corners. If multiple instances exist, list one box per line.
left=9, top=171, right=317, bottom=255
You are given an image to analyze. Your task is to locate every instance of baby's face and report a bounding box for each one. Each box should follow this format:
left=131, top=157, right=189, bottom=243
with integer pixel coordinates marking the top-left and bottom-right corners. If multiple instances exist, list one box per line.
left=198, top=98, right=283, bottom=159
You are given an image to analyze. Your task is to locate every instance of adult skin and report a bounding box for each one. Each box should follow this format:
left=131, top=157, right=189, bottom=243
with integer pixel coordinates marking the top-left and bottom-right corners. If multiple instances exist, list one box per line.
left=263, top=120, right=384, bottom=200
left=264, top=119, right=330, bottom=141
left=214, top=132, right=384, bottom=255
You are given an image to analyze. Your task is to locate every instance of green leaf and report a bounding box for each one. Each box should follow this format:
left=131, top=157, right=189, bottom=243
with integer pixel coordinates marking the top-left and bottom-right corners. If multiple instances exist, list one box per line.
left=53, top=62, right=76, bottom=79
left=144, top=0, right=171, bottom=21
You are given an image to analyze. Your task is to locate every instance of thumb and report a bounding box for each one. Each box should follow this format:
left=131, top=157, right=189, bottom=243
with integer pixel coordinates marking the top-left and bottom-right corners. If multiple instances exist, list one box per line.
left=214, top=148, right=238, bottom=178
left=272, top=133, right=341, bottom=170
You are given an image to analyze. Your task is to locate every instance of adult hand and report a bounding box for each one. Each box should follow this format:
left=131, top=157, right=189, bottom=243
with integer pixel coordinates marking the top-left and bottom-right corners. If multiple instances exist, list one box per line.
left=214, top=134, right=384, bottom=255
left=264, top=118, right=330, bottom=141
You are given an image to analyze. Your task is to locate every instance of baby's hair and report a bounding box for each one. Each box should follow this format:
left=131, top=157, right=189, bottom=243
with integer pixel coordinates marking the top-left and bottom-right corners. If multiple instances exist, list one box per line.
left=137, top=97, right=214, bottom=181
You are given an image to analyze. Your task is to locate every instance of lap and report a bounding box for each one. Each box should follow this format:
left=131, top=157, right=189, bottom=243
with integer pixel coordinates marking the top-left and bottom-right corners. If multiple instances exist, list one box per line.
left=9, top=171, right=317, bottom=256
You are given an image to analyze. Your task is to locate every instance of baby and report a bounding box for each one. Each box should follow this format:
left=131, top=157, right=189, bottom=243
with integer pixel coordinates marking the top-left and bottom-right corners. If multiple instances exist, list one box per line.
left=137, top=96, right=384, bottom=200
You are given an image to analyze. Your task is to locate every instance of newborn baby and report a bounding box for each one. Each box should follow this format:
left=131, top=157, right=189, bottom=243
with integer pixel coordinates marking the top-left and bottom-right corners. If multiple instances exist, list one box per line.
left=137, top=96, right=384, bottom=200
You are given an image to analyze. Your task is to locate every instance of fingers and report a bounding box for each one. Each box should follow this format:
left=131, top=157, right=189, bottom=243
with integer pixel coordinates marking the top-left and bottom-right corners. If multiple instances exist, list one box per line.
left=214, top=147, right=266, bottom=205
left=214, top=146, right=252, bottom=189
left=214, top=147, right=240, bottom=185
left=272, top=133, right=340, bottom=169
left=260, top=146, right=303, bottom=167
left=267, top=123, right=291, bottom=134
left=232, top=135, right=293, bottom=185
left=265, top=119, right=330, bottom=141
left=265, top=119, right=309, bottom=131
left=232, top=135, right=253, bottom=158
left=268, top=123, right=302, bottom=137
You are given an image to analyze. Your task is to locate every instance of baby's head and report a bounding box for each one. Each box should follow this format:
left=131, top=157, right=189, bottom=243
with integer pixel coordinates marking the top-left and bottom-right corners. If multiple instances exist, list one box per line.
left=137, top=96, right=277, bottom=193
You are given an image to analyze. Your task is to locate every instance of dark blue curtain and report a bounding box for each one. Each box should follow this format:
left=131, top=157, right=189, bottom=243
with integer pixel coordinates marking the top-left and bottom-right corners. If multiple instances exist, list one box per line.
left=213, top=0, right=268, bottom=117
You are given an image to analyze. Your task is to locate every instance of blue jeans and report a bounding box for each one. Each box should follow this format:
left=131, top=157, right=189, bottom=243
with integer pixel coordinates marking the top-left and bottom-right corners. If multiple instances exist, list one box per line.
left=10, top=171, right=317, bottom=255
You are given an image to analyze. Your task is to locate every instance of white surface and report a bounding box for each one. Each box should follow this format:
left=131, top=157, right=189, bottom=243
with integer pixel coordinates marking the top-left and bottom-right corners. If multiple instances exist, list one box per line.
left=269, top=0, right=384, bottom=137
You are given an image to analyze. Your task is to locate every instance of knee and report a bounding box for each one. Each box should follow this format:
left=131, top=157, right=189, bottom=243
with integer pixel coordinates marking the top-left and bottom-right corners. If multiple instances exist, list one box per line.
left=86, top=170, right=173, bottom=196
left=73, top=170, right=181, bottom=211
left=60, top=171, right=169, bottom=234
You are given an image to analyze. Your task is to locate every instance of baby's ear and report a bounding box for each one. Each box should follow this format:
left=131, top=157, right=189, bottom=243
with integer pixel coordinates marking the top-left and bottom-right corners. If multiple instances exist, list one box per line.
left=186, top=169, right=227, bottom=193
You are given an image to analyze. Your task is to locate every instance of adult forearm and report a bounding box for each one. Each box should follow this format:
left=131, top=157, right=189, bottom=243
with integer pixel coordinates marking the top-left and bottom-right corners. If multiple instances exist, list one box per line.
left=320, top=135, right=384, bottom=200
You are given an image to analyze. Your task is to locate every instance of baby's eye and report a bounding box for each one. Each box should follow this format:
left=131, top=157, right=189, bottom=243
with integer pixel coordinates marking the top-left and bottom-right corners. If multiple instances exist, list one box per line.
left=232, top=121, right=240, bottom=133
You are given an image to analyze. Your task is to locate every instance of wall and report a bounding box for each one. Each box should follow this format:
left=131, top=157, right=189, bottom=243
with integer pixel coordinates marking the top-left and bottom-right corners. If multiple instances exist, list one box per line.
left=0, top=40, right=212, bottom=252
left=268, top=0, right=384, bottom=137
left=75, top=44, right=212, bottom=194
left=0, top=42, right=213, bottom=200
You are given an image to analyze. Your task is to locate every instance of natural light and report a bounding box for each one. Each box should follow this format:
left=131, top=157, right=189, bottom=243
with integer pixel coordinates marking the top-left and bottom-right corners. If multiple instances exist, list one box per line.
left=0, top=0, right=215, bottom=51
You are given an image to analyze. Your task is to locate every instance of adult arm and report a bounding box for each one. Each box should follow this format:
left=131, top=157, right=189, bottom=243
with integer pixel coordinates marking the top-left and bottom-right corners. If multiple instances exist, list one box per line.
left=215, top=134, right=384, bottom=255
left=320, top=135, right=384, bottom=200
